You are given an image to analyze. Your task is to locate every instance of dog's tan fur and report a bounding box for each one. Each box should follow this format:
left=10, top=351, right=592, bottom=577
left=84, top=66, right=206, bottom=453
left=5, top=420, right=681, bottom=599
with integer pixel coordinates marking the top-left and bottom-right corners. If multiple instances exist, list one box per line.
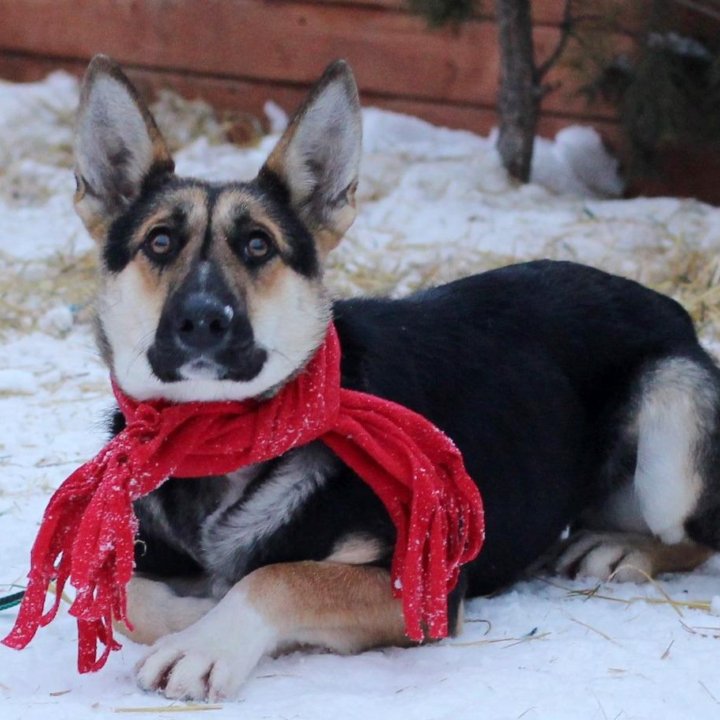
left=120, top=561, right=415, bottom=655
left=245, top=562, right=414, bottom=652
left=94, top=182, right=324, bottom=358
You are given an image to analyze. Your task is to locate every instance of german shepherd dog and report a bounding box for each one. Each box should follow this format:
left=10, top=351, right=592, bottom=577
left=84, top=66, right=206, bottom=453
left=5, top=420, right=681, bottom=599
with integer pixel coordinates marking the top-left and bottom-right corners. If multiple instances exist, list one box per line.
left=73, top=55, right=720, bottom=701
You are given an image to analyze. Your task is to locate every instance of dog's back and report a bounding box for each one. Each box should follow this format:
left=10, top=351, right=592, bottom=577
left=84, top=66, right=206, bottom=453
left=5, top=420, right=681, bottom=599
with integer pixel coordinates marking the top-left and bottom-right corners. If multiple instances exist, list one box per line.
left=334, top=259, right=719, bottom=593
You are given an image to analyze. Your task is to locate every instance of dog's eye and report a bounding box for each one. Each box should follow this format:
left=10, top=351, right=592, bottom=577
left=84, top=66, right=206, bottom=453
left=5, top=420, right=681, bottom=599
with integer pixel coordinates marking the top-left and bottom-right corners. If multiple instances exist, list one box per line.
left=144, top=228, right=176, bottom=260
left=244, top=232, right=274, bottom=262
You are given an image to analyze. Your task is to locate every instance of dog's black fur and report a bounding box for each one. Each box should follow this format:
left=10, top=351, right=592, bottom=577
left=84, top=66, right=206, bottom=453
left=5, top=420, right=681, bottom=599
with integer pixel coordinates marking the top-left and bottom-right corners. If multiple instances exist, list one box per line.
left=75, top=56, right=720, bottom=698
left=126, top=259, right=720, bottom=623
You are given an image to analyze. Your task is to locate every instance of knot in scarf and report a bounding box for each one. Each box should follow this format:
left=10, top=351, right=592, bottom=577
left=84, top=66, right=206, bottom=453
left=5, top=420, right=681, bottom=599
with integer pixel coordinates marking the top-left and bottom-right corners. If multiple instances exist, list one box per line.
left=3, top=324, right=484, bottom=672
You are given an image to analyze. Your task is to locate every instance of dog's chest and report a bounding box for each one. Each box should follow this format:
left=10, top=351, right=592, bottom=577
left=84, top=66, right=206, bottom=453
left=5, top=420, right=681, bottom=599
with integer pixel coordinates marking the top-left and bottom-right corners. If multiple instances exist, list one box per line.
left=136, top=443, right=337, bottom=586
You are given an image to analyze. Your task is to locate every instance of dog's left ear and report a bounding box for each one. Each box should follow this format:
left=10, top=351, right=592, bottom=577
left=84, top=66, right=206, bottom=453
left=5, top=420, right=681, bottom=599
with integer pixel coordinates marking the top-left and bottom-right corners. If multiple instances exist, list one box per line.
left=74, top=55, right=174, bottom=240
left=261, top=60, right=362, bottom=255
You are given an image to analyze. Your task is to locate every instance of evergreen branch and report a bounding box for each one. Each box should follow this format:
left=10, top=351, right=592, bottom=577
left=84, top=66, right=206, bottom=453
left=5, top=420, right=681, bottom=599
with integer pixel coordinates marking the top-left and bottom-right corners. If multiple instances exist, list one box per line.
left=536, top=0, right=574, bottom=81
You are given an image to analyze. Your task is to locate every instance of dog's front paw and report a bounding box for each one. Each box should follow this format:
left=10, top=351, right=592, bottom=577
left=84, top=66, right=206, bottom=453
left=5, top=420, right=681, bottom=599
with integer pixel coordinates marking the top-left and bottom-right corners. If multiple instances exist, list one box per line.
left=136, top=636, right=251, bottom=702
left=135, top=588, right=277, bottom=701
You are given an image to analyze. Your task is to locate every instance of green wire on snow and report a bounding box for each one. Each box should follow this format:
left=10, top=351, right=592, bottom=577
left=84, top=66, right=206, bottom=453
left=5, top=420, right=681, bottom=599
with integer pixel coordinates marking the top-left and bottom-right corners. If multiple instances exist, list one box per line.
left=0, top=590, right=25, bottom=611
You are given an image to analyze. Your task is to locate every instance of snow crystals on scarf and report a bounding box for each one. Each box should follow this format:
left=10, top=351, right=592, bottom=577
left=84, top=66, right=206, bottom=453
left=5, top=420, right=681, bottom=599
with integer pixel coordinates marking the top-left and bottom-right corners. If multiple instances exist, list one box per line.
left=2, top=324, right=485, bottom=672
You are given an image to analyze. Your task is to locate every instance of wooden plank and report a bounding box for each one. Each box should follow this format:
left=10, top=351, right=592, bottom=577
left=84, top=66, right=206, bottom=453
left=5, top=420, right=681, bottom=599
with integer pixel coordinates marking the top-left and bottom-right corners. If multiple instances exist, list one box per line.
left=0, top=0, right=619, bottom=118
left=308, top=0, right=405, bottom=12
left=307, top=0, right=652, bottom=29
left=298, top=0, right=650, bottom=31
left=0, top=51, right=621, bottom=141
left=0, top=52, right=502, bottom=134
left=0, top=0, right=496, bottom=105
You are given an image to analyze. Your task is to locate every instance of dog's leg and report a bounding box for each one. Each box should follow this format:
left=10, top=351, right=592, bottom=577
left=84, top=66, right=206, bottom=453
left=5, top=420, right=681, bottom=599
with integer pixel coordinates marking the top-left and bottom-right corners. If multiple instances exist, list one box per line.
left=135, top=562, right=419, bottom=702
left=556, top=356, right=719, bottom=582
left=115, top=575, right=217, bottom=645
left=631, top=356, right=717, bottom=545
left=554, top=530, right=712, bottom=582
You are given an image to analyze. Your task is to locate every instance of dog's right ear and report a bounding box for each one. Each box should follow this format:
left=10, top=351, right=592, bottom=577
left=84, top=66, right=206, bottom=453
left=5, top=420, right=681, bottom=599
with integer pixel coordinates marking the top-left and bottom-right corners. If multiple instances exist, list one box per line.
left=74, top=55, right=174, bottom=240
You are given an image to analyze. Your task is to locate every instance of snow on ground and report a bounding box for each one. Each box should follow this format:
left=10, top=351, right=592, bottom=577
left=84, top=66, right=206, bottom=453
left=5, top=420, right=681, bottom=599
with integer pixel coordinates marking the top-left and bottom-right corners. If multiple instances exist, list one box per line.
left=2, top=72, right=720, bottom=720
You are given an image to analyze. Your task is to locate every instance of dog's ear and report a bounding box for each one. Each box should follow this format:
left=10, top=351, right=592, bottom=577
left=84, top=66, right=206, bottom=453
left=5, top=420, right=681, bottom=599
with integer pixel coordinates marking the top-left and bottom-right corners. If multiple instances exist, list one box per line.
left=262, top=60, right=362, bottom=255
left=74, top=55, right=174, bottom=240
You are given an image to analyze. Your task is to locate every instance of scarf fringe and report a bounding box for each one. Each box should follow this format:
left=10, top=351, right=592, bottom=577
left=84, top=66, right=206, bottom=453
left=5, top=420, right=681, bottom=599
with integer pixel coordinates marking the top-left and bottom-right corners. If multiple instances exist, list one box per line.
left=2, top=325, right=484, bottom=670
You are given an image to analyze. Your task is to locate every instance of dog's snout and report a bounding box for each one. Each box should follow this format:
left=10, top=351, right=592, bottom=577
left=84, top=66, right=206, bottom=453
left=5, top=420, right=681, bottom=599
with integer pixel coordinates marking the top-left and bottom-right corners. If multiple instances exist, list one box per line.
left=175, top=294, right=233, bottom=350
left=148, top=287, right=264, bottom=383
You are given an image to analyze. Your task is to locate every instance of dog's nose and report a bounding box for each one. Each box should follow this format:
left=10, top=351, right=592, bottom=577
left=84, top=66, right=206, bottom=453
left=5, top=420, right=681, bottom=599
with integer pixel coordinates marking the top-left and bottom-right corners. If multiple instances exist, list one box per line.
left=175, top=294, right=233, bottom=350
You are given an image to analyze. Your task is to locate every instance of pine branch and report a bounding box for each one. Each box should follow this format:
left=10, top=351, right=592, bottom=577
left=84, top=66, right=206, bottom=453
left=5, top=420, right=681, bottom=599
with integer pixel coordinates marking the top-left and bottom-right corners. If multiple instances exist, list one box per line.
left=536, top=0, right=574, bottom=82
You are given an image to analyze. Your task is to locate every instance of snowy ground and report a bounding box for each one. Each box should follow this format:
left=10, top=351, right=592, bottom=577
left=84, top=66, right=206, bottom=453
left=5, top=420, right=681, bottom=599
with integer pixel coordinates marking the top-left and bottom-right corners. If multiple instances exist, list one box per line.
left=3, top=72, right=720, bottom=720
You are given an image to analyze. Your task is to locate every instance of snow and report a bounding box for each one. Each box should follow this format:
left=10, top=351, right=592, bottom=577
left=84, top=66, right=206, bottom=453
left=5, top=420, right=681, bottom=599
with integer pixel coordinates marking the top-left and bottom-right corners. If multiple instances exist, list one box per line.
left=38, top=306, right=75, bottom=337
left=0, top=369, right=37, bottom=395
left=3, top=71, right=720, bottom=719
left=529, top=126, right=626, bottom=199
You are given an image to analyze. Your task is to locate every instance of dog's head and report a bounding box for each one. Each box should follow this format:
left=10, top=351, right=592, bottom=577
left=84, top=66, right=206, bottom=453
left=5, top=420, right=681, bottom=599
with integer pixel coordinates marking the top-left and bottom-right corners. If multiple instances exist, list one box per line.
left=73, top=56, right=361, bottom=402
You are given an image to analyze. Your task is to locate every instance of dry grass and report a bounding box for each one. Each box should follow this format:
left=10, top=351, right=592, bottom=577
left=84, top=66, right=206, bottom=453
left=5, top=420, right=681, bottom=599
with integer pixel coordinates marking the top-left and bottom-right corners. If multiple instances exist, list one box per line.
left=651, top=244, right=720, bottom=340
left=0, top=247, right=96, bottom=337
left=325, top=244, right=519, bottom=299
left=542, top=575, right=714, bottom=615
left=113, top=705, right=224, bottom=714
left=150, top=89, right=264, bottom=152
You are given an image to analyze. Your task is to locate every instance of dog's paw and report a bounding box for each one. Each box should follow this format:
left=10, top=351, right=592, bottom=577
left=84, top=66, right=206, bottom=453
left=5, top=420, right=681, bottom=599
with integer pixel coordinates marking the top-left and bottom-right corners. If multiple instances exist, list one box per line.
left=136, top=637, right=247, bottom=702
left=553, top=531, right=655, bottom=583
left=135, top=587, right=276, bottom=701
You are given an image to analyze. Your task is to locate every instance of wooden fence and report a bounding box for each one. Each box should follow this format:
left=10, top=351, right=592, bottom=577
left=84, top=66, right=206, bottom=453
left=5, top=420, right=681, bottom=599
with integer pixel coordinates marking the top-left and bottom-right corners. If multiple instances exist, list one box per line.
left=0, top=0, right=718, bottom=201
left=0, top=1, right=626, bottom=134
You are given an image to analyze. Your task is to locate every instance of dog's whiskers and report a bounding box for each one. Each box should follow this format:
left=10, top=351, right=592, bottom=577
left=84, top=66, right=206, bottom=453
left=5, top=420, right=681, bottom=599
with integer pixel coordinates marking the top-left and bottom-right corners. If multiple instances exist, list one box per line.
left=121, top=329, right=157, bottom=379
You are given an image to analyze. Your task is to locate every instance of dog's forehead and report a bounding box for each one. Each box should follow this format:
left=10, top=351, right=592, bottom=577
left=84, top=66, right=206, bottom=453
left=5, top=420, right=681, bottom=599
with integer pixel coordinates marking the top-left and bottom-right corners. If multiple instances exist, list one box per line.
left=212, top=186, right=272, bottom=223
left=139, top=184, right=209, bottom=228
left=211, top=187, right=292, bottom=248
left=149, top=180, right=288, bottom=232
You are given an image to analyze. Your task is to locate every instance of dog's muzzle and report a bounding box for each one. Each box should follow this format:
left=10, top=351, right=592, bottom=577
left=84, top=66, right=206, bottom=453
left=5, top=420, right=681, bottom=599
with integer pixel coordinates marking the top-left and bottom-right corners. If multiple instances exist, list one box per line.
left=148, top=290, right=267, bottom=383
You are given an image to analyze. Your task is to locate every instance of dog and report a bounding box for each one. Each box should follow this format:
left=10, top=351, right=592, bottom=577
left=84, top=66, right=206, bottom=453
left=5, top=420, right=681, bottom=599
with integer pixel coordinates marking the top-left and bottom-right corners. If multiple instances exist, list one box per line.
left=72, top=55, right=720, bottom=702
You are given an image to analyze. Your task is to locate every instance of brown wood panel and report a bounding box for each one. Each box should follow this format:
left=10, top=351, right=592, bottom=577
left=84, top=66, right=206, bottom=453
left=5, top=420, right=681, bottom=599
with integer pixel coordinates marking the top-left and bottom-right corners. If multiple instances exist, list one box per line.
left=308, top=0, right=405, bottom=11
left=307, top=0, right=653, bottom=29
left=302, top=0, right=652, bottom=31
left=0, top=51, right=621, bottom=137
left=0, top=0, right=619, bottom=118
left=0, top=52, right=501, bottom=134
left=0, top=0, right=497, bottom=104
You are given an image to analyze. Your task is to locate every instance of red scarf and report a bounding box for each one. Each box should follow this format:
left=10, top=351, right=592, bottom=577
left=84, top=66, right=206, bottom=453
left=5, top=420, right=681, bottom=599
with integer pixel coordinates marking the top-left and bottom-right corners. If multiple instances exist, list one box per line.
left=2, top=325, right=484, bottom=672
